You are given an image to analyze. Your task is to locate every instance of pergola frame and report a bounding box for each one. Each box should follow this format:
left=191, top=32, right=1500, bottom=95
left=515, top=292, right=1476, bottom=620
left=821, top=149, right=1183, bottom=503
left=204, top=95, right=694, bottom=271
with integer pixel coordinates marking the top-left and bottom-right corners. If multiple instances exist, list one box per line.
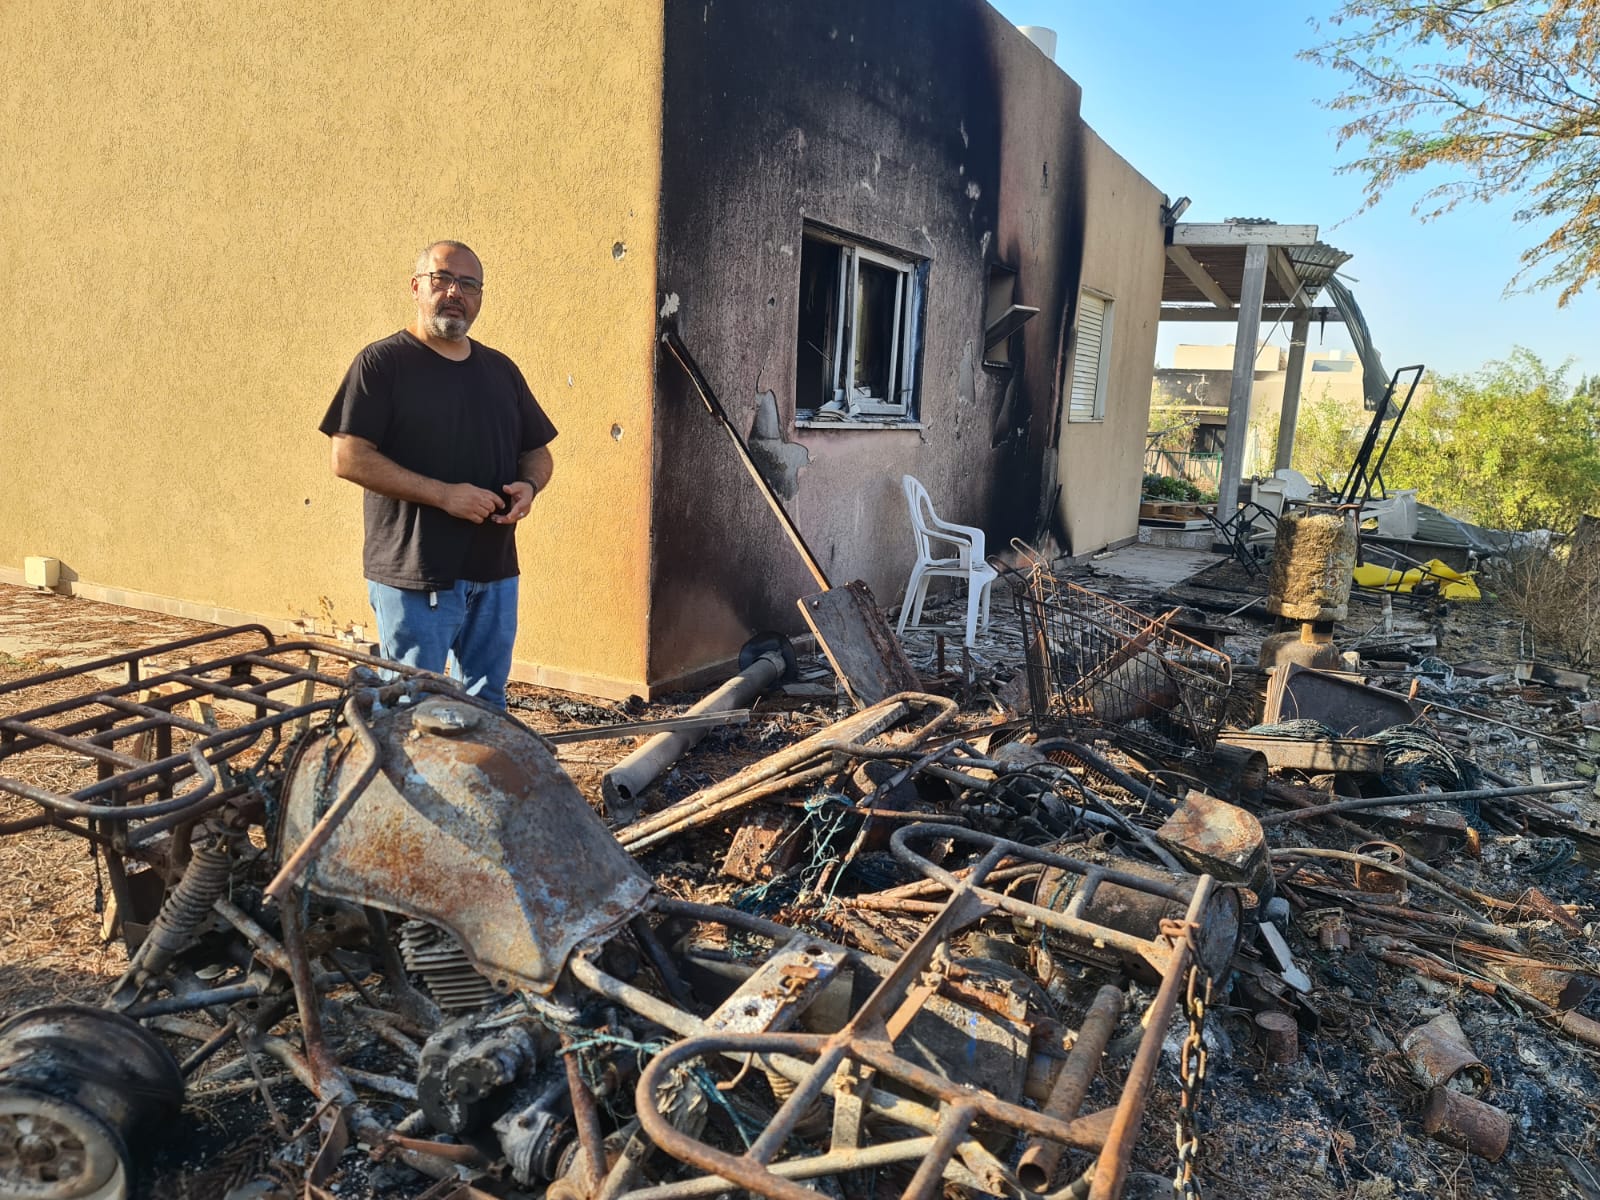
left=1158, top=221, right=1351, bottom=507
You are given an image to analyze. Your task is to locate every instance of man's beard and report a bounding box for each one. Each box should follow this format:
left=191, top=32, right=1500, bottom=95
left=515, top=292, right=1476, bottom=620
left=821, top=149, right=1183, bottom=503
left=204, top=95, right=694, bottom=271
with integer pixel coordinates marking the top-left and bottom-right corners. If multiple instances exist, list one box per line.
left=426, top=312, right=471, bottom=340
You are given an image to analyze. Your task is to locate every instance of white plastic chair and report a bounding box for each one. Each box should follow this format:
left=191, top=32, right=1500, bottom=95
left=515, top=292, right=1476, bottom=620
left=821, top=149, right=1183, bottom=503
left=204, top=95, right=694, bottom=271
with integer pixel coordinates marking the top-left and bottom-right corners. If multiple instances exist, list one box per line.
left=896, top=474, right=998, bottom=645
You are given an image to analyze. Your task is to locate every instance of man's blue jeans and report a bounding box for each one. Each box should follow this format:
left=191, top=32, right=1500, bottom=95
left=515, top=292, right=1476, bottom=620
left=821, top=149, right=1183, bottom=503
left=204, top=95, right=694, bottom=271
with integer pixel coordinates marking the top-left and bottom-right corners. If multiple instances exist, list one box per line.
left=366, top=578, right=519, bottom=709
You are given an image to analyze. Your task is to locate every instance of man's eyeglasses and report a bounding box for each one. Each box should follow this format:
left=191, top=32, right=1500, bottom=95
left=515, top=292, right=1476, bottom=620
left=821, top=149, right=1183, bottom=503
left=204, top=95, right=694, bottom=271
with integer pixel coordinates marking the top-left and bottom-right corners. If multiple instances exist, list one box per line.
left=416, top=270, right=484, bottom=297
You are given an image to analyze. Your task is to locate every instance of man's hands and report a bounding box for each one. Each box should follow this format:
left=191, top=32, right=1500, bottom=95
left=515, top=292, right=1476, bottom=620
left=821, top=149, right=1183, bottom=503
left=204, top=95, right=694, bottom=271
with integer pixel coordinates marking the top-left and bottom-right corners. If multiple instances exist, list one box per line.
left=492, top=480, right=537, bottom=524
left=439, top=482, right=509, bottom=523
left=329, top=435, right=549, bottom=525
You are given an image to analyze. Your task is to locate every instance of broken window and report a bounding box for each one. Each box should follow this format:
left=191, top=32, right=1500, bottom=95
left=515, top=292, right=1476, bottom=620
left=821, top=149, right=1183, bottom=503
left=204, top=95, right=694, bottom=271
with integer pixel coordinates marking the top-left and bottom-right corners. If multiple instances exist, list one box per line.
left=795, top=228, right=923, bottom=423
left=1067, top=289, right=1113, bottom=422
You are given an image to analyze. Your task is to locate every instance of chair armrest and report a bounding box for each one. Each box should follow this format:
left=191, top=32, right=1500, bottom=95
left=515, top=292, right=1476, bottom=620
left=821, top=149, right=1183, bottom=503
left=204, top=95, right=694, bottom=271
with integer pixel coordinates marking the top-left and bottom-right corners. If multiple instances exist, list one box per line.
left=927, top=516, right=986, bottom=551
left=922, top=523, right=986, bottom=566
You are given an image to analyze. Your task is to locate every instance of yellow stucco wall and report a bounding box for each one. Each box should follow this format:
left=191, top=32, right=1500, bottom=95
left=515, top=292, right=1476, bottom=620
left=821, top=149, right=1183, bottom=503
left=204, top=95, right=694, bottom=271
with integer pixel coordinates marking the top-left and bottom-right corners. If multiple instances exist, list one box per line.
left=1057, top=125, right=1167, bottom=554
left=2, top=1, right=662, bottom=696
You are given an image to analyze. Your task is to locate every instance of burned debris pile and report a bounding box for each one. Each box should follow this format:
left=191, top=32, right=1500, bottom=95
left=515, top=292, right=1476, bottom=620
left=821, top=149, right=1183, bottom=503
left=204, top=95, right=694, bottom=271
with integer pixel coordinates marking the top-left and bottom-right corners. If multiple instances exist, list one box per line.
left=0, top=522, right=1597, bottom=1200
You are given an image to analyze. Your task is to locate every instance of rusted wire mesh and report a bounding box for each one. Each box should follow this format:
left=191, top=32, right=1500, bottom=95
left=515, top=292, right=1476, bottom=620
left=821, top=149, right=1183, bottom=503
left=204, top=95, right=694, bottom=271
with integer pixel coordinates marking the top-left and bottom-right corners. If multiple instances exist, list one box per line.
left=1004, top=549, right=1231, bottom=755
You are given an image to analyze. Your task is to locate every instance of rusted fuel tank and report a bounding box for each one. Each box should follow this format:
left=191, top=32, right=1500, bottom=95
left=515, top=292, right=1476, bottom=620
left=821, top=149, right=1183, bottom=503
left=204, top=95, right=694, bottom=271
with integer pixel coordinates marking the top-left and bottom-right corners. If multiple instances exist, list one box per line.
left=277, top=692, right=652, bottom=995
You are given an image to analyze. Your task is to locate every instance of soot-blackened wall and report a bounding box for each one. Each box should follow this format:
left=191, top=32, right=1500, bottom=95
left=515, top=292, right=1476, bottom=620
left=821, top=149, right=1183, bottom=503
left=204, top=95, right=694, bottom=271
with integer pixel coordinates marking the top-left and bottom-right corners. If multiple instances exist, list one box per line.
left=650, top=0, right=1085, bottom=686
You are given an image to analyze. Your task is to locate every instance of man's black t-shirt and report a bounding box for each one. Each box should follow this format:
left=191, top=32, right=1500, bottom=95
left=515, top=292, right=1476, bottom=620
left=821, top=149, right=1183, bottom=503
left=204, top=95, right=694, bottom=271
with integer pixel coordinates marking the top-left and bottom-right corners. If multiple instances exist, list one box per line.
left=320, top=330, right=558, bottom=590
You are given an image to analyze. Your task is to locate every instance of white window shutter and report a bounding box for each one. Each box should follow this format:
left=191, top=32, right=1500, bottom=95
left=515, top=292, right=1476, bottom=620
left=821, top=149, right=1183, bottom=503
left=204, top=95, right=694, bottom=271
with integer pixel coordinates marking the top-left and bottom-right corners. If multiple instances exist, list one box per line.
left=1069, top=292, right=1109, bottom=421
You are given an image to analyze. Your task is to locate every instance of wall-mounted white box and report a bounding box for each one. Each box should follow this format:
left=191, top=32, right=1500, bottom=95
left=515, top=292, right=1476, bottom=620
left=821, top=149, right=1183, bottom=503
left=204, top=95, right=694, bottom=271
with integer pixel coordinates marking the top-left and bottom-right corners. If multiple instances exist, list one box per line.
left=23, top=556, right=60, bottom=588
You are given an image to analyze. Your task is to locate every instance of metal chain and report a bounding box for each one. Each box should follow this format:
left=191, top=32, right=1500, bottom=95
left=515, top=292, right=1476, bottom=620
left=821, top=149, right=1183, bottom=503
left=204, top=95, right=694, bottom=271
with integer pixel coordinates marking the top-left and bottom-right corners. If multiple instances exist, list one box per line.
left=1173, top=962, right=1212, bottom=1199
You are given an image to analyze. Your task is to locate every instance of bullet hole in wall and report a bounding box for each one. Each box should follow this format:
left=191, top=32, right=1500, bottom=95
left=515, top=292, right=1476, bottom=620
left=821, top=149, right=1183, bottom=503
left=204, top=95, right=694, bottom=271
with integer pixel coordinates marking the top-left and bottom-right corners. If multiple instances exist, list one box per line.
left=611, top=424, right=624, bottom=441
left=613, top=242, right=627, bottom=260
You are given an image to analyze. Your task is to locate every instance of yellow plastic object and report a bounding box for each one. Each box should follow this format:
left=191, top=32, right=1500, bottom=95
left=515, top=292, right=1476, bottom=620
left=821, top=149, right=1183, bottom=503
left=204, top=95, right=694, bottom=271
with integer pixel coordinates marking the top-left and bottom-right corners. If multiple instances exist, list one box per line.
left=1352, top=559, right=1481, bottom=601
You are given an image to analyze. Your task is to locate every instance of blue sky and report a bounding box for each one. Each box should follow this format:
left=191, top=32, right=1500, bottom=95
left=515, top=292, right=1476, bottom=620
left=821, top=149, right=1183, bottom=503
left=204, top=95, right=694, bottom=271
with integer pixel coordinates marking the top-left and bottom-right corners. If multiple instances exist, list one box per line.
left=991, top=1, right=1600, bottom=385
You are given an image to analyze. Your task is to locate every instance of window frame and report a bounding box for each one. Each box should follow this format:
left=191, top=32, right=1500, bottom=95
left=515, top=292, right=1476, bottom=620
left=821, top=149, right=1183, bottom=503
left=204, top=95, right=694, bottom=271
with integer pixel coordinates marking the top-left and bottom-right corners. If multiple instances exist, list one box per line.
left=1067, top=288, right=1114, bottom=423
left=795, top=227, right=924, bottom=427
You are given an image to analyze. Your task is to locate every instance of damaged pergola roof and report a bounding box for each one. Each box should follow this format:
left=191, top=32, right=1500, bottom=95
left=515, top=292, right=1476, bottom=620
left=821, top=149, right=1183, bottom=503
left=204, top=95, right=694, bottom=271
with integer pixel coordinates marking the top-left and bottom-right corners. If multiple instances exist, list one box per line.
left=1160, top=219, right=1351, bottom=326
left=1158, top=219, right=1360, bottom=512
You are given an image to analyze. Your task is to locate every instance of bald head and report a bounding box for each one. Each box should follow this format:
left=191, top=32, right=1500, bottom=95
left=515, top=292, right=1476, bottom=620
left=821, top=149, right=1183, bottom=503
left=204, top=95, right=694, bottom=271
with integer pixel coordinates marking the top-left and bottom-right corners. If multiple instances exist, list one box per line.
left=415, top=240, right=478, bottom=276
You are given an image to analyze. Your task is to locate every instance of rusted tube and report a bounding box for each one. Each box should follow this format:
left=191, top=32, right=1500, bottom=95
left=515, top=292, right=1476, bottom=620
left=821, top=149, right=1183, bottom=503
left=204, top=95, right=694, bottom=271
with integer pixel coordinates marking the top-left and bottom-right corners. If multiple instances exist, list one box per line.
left=1258, top=778, right=1586, bottom=827
left=618, top=694, right=956, bottom=853
left=1255, top=1012, right=1298, bottom=1065
left=1017, top=984, right=1125, bottom=1192
left=629, top=915, right=697, bottom=1011
left=900, top=1103, right=978, bottom=1200
left=601, top=648, right=787, bottom=822
left=1184, top=743, right=1268, bottom=806
left=1421, top=1086, right=1510, bottom=1161
left=1401, top=1012, right=1489, bottom=1095
left=1088, top=879, right=1210, bottom=1200
left=1489, top=961, right=1598, bottom=1011
left=278, top=897, right=356, bottom=1106
left=1274, top=848, right=1487, bottom=921
left=1553, top=1008, right=1600, bottom=1050
left=343, top=1068, right=418, bottom=1102
left=213, top=895, right=295, bottom=975
left=563, top=1036, right=608, bottom=1194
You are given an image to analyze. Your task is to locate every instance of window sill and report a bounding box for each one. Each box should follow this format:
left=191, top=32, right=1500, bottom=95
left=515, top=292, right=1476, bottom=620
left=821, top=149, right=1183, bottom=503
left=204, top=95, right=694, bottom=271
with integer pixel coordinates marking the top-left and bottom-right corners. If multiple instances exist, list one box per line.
left=795, top=416, right=924, bottom=432
left=1066, top=415, right=1106, bottom=424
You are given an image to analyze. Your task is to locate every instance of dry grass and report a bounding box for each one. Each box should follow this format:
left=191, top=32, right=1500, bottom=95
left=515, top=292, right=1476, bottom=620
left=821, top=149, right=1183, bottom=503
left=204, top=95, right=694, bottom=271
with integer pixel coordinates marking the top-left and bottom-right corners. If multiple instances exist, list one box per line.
left=1489, top=523, right=1600, bottom=668
left=0, top=652, right=132, bottom=1009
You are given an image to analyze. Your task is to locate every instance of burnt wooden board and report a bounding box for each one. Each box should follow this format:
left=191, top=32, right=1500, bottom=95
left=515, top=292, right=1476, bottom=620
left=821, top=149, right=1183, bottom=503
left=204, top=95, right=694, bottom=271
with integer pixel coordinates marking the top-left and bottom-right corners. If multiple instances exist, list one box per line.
left=798, top=581, right=921, bottom=708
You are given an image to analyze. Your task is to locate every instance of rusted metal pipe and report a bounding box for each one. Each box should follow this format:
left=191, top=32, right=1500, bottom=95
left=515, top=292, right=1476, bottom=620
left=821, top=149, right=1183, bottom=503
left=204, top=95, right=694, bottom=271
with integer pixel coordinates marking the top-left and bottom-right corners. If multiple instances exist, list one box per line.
left=278, top=895, right=356, bottom=1106
left=213, top=895, right=295, bottom=975
left=900, top=1104, right=978, bottom=1200
left=608, top=1136, right=944, bottom=1200
left=1272, top=848, right=1486, bottom=921
left=1088, top=891, right=1206, bottom=1200
left=123, top=983, right=264, bottom=1018
left=343, top=1068, right=418, bottom=1102
left=618, top=694, right=956, bottom=853
left=1258, top=779, right=1587, bottom=826
left=1401, top=1011, right=1489, bottom=1094
left=546, top=709, right=752, bottom=745
left=1421, top=1086, right=1511, bottom=1161
left=562, top=1035, right=609, bottom=1195
left=663, top=329, right=832, bottom=591
left=1017, top=984, right=1124, bottom=1192
left=602, top=648, right=788, bottom=822
left=617, top=695, right=917, bottom=843
left=629, top=915, right=698, bottom=1012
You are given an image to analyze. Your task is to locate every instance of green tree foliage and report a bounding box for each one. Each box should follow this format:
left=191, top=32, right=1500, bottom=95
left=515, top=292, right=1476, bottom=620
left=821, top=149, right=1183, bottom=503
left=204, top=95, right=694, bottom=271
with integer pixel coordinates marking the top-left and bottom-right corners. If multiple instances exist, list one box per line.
left=1304, top=2, right=1600, bottom=304
left=1254, top=383, right=1372, bottom=491
left=1386, top=349, right=1600, bottom=528
left=1283, top=349, right=1600, bottom=529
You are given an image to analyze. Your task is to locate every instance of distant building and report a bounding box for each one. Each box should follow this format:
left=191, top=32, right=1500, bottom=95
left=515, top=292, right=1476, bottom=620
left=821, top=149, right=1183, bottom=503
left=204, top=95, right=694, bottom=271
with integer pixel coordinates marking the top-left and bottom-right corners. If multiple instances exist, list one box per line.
left=1150, top=344, right=1373, bottom=480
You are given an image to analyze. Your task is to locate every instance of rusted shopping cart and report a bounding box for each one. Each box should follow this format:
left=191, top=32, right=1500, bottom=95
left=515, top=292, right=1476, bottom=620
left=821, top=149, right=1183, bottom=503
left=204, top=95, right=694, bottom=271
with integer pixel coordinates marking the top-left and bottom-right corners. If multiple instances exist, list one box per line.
left=1002, top=545, right=1232, bottom=756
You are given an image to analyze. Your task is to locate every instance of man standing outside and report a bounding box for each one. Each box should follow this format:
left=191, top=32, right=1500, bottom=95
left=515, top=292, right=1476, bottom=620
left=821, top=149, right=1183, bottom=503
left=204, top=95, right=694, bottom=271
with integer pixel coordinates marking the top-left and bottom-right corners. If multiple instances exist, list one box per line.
left=321, top=241, right=557, bottom=709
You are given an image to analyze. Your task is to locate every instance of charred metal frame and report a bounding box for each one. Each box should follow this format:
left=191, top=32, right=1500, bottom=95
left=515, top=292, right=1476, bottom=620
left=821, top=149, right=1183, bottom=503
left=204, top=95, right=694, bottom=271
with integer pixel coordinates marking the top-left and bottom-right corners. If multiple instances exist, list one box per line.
left=598, top=826, right=1218, bottom=1200
left=0, top=630, right=1223, bottom=1200
left=0, top=627, right=415, bottom=842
